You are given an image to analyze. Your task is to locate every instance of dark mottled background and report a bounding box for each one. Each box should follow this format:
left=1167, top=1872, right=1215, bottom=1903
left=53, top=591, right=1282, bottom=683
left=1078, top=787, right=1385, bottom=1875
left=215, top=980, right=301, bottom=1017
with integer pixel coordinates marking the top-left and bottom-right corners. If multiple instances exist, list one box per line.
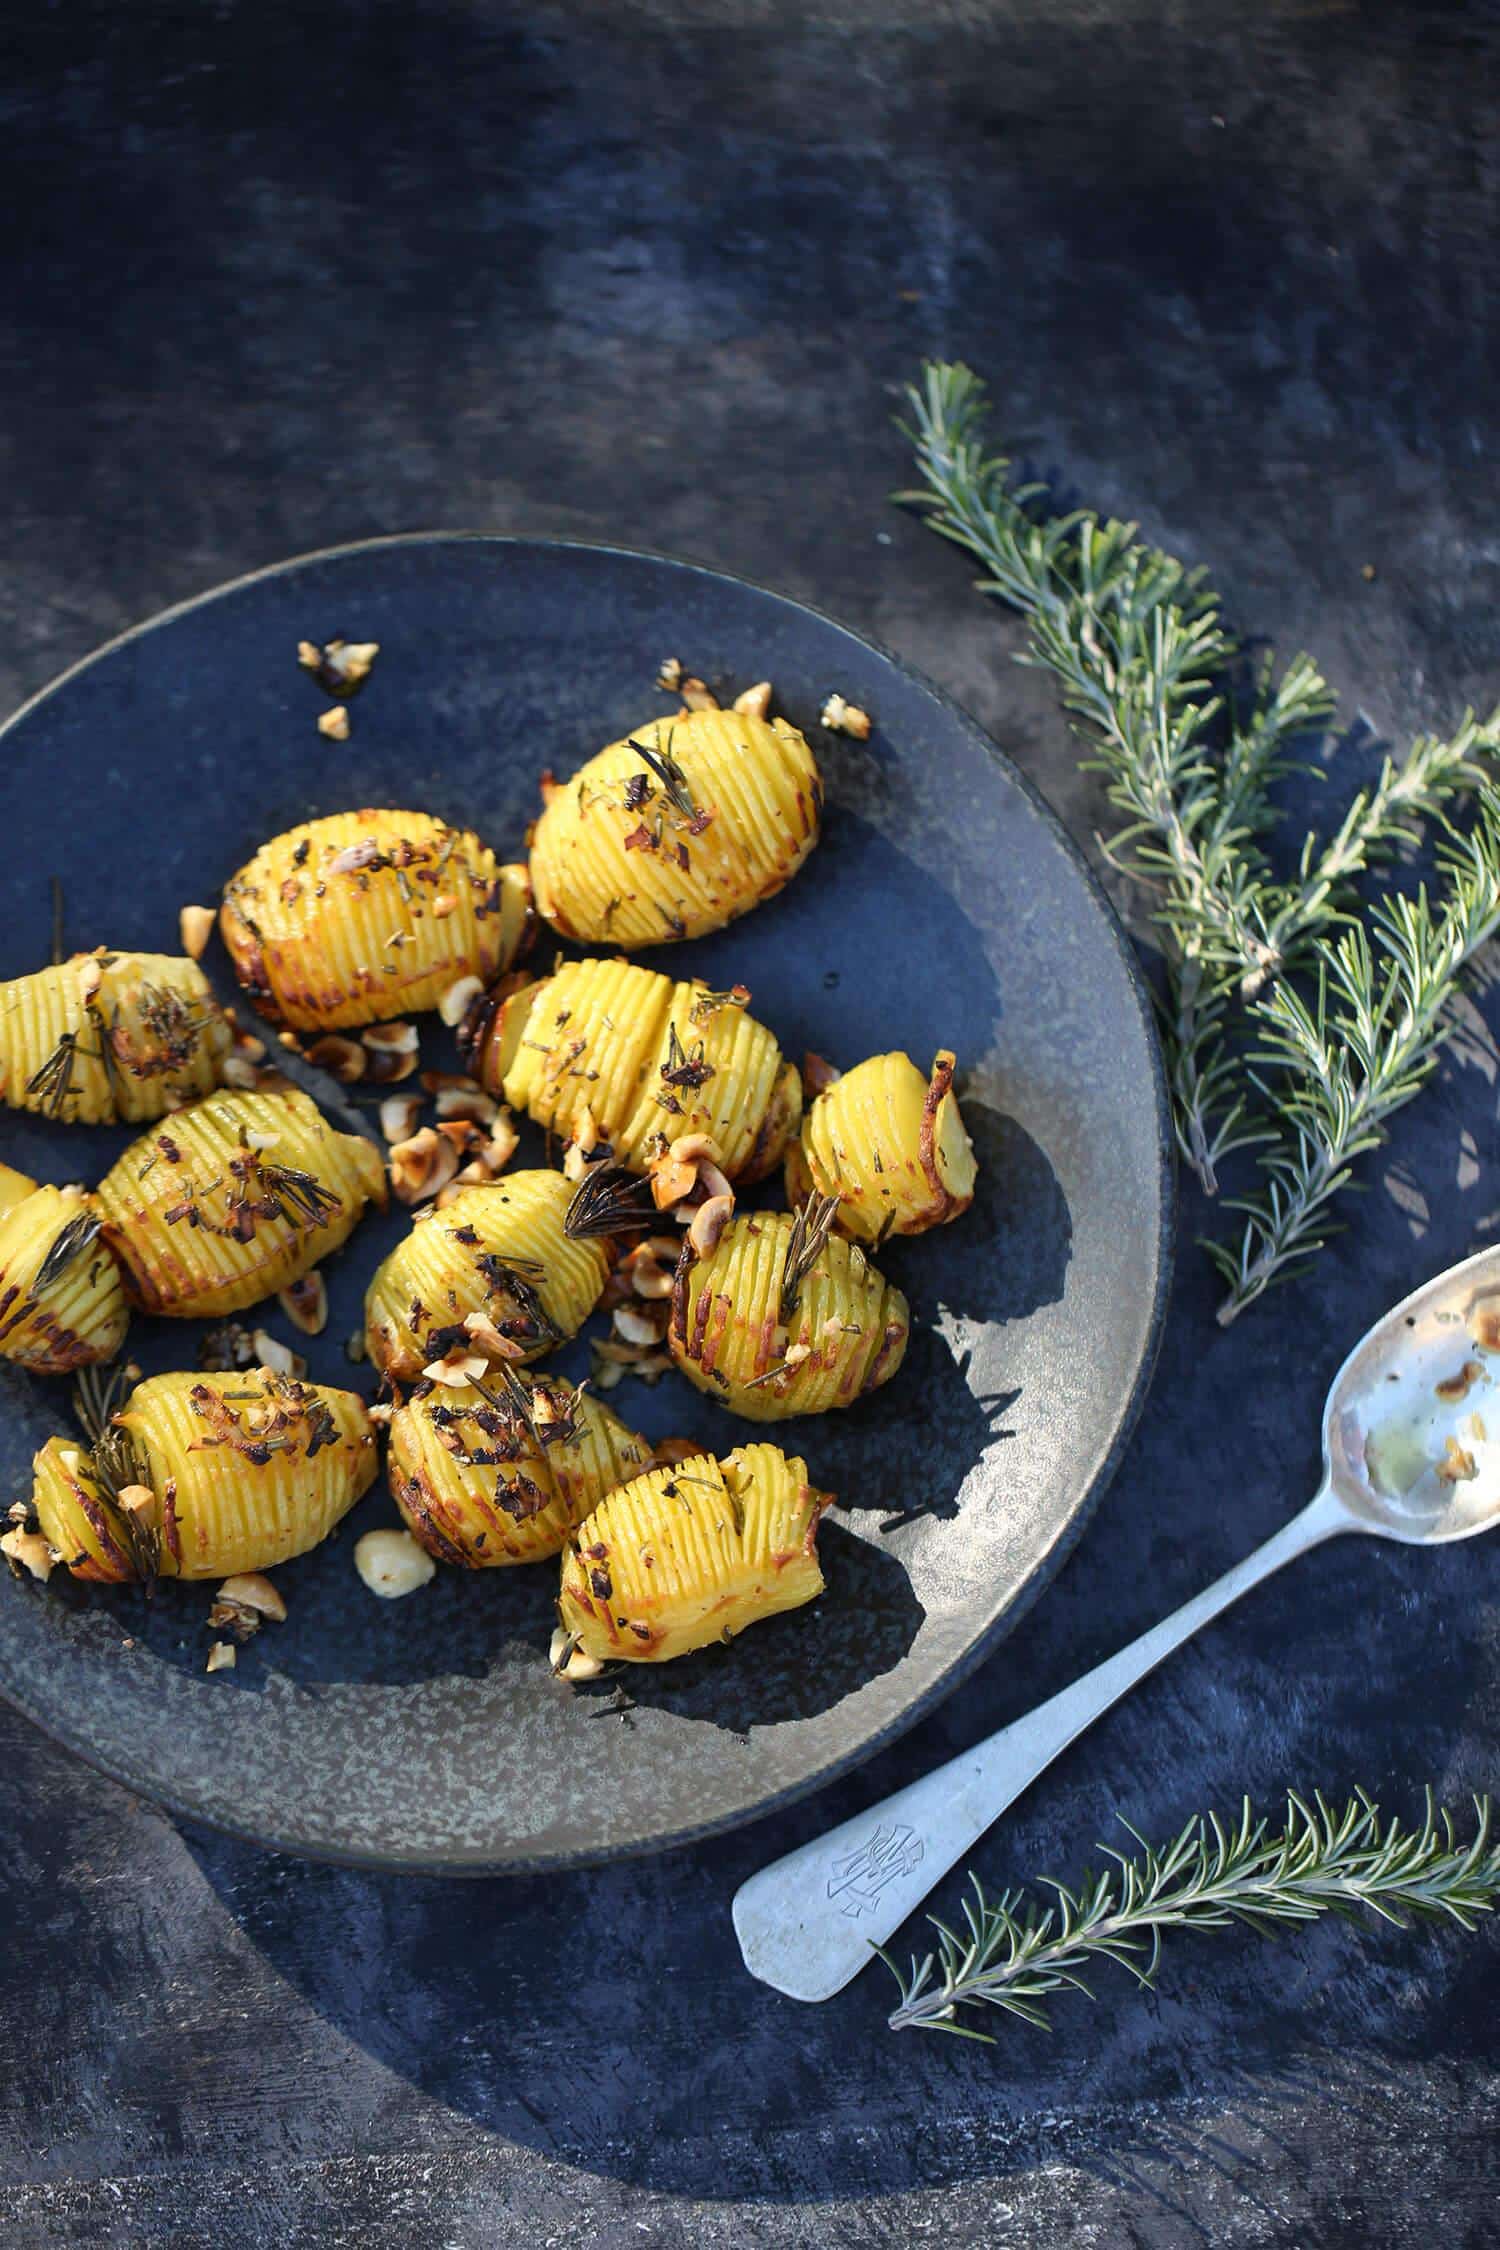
left=3, top=2, right=1500, bottom=2242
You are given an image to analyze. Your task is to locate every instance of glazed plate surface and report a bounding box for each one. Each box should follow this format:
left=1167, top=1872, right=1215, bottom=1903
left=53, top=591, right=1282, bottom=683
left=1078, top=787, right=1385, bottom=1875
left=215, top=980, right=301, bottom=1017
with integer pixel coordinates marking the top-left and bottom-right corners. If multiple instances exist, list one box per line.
left=0, top=536, right=1171, bottom=1870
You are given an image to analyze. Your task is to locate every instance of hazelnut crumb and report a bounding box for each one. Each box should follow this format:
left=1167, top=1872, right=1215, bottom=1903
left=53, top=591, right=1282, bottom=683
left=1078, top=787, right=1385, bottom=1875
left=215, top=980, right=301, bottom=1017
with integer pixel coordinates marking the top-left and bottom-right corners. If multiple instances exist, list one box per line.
left=318, top=706, right=351, bottom=742
left=179, top=904, right=215, bottom=960
left=820, top=693, right=872, bottom=740
left=732, top=680, right=773, bottom=721
left=655, top=657, right=684, bottom=691
left=206, top=1641, right=237, bottom=1674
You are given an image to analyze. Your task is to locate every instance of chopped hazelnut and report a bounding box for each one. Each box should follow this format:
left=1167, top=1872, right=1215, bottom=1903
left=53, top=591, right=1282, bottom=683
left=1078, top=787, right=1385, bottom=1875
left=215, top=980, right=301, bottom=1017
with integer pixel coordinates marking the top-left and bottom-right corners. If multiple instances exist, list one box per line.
left=432, top=893, right=458, bottom=919
left=317, top=706, right=351, bottom=742
left=307, top=1034, right=368, bottom=1084
left=679, top=677, right=719, bottom=711
left=353, top=1529, right=436, bottom=1600
left=362, top=1021, right=420, bottom=1083
left=380, top=1091, right=425, bottom=1145
left=549, top=1626, right=606, bottom=1681
left=1, top=1528, right=57, bottom=1581
left=462, top=1309, right=526, bottom=1362
left=179, top=904, right=215, bottom=960
left=221, top=1055, right=262, bottom=1091
left=820, top=693, right=873, bottom=739
left=732, top=681, right=773, bottom=721
left=389, top=1126, right=460, bottom=1205
left=251, top=1329, right=307, bottom=1379
left=687, top=1192, right=734, bottom=1262
left=216, top=1571, right=287, bottom=1622
left=278, top=1271, right=328, bottom=1336
left=205, top=1641, right=237, bottom=1674
left=440, top=974, right=486, bottom=1029
left=655, top=657, right=684, bottom=692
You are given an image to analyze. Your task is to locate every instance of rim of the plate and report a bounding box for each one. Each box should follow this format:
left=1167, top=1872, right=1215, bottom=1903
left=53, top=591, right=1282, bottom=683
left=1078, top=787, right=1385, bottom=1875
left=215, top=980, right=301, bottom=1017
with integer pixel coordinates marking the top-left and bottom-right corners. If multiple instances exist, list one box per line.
left=0, top=531, right=1177, bottom=1874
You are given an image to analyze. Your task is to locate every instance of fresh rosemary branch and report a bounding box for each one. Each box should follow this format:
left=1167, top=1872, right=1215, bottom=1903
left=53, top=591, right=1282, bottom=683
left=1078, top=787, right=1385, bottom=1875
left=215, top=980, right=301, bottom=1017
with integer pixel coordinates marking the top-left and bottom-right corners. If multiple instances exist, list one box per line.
left=1209, top=791, right=1500, bottom=1320
left=901, top=361, right=1500, bottom=1307
left=883, top=1789, right=1499, bottom=2041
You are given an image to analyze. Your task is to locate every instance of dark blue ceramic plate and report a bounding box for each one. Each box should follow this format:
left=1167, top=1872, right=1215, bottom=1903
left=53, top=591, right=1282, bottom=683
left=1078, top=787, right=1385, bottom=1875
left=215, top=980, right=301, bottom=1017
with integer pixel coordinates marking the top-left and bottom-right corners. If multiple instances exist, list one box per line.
left=0, top=536, right=1171, bottom=1871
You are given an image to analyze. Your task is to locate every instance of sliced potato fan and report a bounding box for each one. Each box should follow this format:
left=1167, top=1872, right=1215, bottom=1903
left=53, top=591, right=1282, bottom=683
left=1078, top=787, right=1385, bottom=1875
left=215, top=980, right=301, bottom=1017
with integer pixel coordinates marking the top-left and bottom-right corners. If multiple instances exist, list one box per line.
left=388, top=1373, right=649, bottom=1566
left=668, top=1202, right=909, bottom=1420
left=364, top=1169, right=611, bottom=1383
left=0, top=1176, right=128, bottom=1374
left=220, top=809, right=532, bottom=1030
left=529, top=709, right=821, bottom=948
left=0, top=950, right=230, bottom=1124
left=786, top=1049, right=977, bottom=1242
left=31, top=1369, right=377, bottom=1582
left=556, top=1443, right=828, bottom=1663
left=463, top=954, right=800, bottom=1182
left=95, top=1085, right=385, bottom=1317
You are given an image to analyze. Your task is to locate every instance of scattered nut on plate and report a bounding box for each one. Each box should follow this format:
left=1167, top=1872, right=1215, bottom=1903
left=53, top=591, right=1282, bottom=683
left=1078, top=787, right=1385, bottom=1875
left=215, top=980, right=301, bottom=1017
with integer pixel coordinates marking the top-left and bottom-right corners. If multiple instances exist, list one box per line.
left=354, top=1528, right=436, bottom=1600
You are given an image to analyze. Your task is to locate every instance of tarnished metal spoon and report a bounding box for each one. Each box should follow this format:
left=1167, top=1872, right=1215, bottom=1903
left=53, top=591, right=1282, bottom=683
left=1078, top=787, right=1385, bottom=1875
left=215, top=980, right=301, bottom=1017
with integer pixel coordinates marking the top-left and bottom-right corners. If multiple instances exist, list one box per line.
left=734, top=1245, right=1500, bottom=2002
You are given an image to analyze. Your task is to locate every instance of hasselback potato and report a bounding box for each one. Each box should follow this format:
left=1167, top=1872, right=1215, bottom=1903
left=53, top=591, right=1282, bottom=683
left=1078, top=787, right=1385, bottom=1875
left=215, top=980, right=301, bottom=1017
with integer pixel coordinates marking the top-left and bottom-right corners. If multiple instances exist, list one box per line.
left=31, top=1369, right=377, bottom=1581
left=220, top=810, right=532, bottom=1031
left=388, top=1372, right=649, bottom=1566
left=0, top=949, right=230, bottom=1124
left=556, top=1442, right=828, bottom=1663
left=0, top=1175, right=128, bottom=1373
left=786, top=1049, right=977, bottom=1242
left=668, top=1201, right=909, bottom=1419
left=529, top=709, right=822, bottom=949
left=464, top=955, right=800, bottom=1181
left=95, top=1086, right=385, bottom=1317
left=364, top=1170, right=611, bottom=1383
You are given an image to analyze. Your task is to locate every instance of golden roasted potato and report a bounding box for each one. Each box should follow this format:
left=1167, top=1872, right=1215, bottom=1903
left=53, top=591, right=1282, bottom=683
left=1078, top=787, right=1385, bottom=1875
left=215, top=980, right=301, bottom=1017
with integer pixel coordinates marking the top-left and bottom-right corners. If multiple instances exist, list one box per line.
left=0, top=949, right=230, bottom=1123
left=529, top=709, right=821, bottom=948
left=364, top=1170, right=611, bottom=1384
left=556, top=1443, right=828, bottom=1663
left=95, top=1086, right=385, bottom=1317
left=388, top=1372, right=649, bottom=1566
left=220, top=810, right=532, bottom=1031
left=0, top=1175, right=128, bottom=1373
left=786, top=1049, right=977, bottom=1242
left=667, top=1200, right=908, bottom=1419
left=31, top=1368, right=377, bottom=1582
left=463, top=955, right=800, bottom=1183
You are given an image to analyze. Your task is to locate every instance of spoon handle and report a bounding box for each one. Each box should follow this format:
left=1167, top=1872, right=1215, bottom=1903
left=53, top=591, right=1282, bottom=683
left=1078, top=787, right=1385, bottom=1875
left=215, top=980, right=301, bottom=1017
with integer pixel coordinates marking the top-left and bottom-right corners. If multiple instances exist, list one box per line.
left=732, top=1480, right=1351, bottom=2002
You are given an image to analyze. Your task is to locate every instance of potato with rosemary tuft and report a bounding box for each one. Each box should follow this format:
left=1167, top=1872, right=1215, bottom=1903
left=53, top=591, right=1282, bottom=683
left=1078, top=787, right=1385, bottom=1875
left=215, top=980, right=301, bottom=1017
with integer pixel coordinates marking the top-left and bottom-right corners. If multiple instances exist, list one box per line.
left=556, top=1443, right=829, bottom=1664
left=529, top=709, right=822, bottom=948
left=95, top=1085, right=385, bottom=1317
left=0, top=1174, right=128, bottom=1373
left=220, top=810, right=532, bottom=1031
left=0, top=949, right=231, bottom=1123
left=388, top=1372, right=649, bottom=1566
left=364, top=1170, right=611, bottom=1384
left=31, top=1368, right=377, bottom=1582
left=463, top=955, right=800, bottom=1182
left=668, top=1199, right=909, bottom=1419
left=786, top=1049, right=977, bottom=1242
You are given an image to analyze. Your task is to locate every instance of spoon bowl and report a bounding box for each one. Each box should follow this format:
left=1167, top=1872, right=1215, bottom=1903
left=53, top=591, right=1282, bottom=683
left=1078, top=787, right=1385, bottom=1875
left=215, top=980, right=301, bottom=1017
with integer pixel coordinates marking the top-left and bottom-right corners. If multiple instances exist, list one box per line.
left=1324, top=1243, right=1500, bottom=1544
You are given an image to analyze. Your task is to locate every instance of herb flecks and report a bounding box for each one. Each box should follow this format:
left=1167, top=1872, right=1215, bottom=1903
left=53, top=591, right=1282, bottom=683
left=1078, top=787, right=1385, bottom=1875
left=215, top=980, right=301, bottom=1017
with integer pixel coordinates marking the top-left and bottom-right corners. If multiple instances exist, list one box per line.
left=565, top=1164, right=660, bottom=1239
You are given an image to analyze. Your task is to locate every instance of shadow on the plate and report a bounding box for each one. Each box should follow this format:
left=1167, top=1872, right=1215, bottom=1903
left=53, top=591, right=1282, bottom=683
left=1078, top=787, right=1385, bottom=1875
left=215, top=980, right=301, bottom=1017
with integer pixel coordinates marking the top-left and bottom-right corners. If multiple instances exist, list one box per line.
left=560, top=1517, right=926, bottom=1734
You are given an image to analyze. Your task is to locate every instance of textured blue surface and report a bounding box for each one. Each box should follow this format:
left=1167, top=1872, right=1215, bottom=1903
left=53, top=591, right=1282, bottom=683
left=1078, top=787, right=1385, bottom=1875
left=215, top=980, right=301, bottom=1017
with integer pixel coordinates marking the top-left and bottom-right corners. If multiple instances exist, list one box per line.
left=2, top=1, right=1498, bottom=2241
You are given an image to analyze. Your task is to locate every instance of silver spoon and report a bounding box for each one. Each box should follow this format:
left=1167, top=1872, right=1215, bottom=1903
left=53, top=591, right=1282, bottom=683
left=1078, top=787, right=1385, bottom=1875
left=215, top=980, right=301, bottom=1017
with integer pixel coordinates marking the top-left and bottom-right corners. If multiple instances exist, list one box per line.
left=733, top=1244, right=1500, bottom=2002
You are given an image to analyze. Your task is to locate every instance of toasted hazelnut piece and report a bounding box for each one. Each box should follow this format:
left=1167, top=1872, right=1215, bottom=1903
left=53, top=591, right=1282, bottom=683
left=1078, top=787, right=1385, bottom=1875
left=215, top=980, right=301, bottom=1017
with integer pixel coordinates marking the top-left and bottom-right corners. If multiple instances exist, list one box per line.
left=626, top=1238, right=679, bottom=1300
left=366, top=1400, right=395, bottom=1427
left=802, top=1050, right=842, bottom=1097
left=307, top=1034, right=368, bottom=1084
left=233, top=1028, right=268, bottom=1063
left=117, top=1483, right=158, bottom=1519
left=362, top=1021, right=420, bottom=1083
left=216, top=1571, right=287, bottom=1622
left=303, top=639, right=380, bottom=696
left=783, top=1341, right=813, bottom=1367
left=278, top=1271, right=328, bottom=1336
left=434, top=1082, right=497, bottom=1126
left=485, top=1111, right=520, bottom=1173
left=679, top=676, right=719, bottom=711
left=206, top=1641, right=237, bottom=1673
left=390, top=1126, right=459, bottom=1206
left=461, top=1309, right=526, bottom=1362
left=221, top=1055, right=262, bottom=1091
left=422, top=1346, right=494, bottom=1387
left=732, top=680, right=773, bottom=721
left=820, top=693, right=872, bottom=739
left=251, top=1329, right=308, bottom=1379
left=549, top=1625, right=607, bottom=1681
left=440, top=974, right=486, bottom=1028
left=354, top=1528, right=437, bottom=1599
left=277, top=1030, right=304, bottom=1053
left=1, top=1528, right=57, bottom=1581
left=380, top=1091, right=425, bottom=1145
left=613, top=1302, right=669, bottom=1348
left=75, top=953, right=104, bottom=1003
left=317, top=706, right=351, bottom=742
left=432, top=893, right=458, bottom=919
left=655, top=656, right=684, bottom=692
left=687, top=1192, right=734, bottom=1262
left=650, top=1154, right=696, bottom=1209
left=179, top=904, right=216, bottom=960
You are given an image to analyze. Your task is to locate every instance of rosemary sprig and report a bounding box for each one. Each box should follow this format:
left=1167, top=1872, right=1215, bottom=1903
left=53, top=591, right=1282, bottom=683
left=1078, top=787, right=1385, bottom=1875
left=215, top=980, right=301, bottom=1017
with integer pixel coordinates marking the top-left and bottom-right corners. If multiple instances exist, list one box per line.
left=901, top=361, right=1500, bottom=1308
left=778, top=1194, right=840, bottom=1327
left=883, top=1789, right=1499, bottom=2041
